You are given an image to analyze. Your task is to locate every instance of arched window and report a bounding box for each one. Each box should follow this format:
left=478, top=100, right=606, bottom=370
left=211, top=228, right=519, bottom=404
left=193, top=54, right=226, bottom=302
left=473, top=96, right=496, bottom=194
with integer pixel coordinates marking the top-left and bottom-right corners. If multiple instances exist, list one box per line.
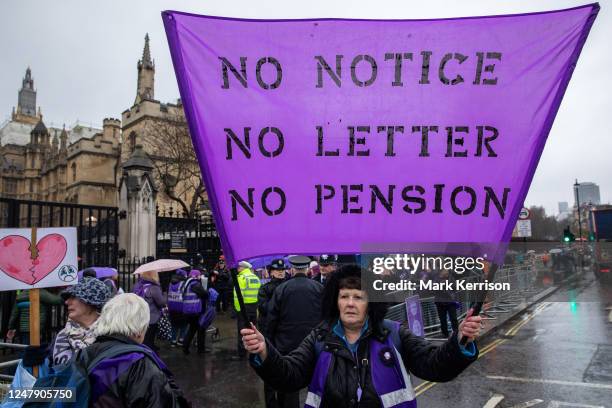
left=71, top=163, right=77, bottom=182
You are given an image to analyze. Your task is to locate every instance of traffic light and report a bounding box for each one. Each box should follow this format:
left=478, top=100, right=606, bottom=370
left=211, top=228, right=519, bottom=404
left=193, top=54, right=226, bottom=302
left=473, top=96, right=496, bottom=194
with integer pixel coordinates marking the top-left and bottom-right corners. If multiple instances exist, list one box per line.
left=563, top=226, right=575, bottom=242
left=588, top=232, right=596, bottom=242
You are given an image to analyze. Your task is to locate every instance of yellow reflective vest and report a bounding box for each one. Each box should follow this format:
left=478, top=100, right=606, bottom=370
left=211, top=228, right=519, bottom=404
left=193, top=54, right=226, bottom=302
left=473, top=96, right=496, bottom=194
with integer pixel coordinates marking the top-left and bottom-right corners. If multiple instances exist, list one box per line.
left=233, top=268, right=261, bottom=311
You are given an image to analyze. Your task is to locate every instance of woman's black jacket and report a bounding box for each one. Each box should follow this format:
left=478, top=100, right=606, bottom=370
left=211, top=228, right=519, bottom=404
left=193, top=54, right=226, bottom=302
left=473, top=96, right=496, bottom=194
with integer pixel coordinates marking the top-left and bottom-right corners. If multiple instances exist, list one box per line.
left=251, top=320, right=478, bottom=408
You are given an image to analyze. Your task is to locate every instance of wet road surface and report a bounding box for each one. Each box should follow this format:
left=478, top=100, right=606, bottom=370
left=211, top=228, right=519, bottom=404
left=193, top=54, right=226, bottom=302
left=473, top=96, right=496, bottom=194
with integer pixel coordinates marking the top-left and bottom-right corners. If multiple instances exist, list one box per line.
left=166, top=273, right=611, bottom=407
left=417, top=273, right=612, bottom=408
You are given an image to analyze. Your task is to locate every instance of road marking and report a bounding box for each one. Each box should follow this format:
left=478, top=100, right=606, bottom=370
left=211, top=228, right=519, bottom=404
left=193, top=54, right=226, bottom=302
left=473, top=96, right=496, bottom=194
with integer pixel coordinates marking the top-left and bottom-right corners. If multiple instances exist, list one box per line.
left=508, top=399, right=544, bottom=408
left=482, top=393, right=505, bottom=408
left=415, top=381, right=436, bottom=396
left=506, top=303, right=551, bottom=336
left=548, top=401, right=605, bottom=408
left=486, top=375, right=612, bottom=390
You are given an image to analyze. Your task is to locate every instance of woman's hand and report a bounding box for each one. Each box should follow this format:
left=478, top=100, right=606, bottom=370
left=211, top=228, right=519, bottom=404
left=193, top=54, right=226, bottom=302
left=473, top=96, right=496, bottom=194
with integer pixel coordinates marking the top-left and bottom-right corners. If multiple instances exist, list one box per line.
left=6, top=329, right=16, bottom=341
left=458, top=308, right=482, bottom=344
left=240, top=323, right=267, bottom=360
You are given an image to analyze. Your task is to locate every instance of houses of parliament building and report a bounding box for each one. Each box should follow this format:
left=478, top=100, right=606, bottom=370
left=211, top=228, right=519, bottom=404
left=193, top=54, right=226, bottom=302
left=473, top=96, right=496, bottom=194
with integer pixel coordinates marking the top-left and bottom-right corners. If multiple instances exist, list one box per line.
left=0, top=35, right=200, bottom=214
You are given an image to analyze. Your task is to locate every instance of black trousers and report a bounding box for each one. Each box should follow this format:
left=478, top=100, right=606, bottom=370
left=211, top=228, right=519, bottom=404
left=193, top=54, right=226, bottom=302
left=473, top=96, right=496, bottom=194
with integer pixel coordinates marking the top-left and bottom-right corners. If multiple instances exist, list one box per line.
left=264, top=383, right=299, bottom=408
left=143, top=323, right=159, bottom=351
left=216, top=289, right=232, bottom=312
left=236, top=303, right=258, bottom=357
left=183, top=315, right=206, bottom=353
left=435, top=303, right=458, bottom=337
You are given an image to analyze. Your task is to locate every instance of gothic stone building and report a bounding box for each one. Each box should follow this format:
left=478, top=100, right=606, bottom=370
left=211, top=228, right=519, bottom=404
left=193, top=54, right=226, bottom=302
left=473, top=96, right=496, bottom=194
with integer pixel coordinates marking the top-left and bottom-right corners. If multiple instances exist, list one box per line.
left=1, top=35, right=204, bottom=214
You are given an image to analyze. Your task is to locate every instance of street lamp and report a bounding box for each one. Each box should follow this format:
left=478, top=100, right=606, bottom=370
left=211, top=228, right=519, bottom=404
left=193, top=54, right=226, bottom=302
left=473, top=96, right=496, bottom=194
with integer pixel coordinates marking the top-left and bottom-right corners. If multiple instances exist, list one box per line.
left=574, top=179, right=582, bottom=241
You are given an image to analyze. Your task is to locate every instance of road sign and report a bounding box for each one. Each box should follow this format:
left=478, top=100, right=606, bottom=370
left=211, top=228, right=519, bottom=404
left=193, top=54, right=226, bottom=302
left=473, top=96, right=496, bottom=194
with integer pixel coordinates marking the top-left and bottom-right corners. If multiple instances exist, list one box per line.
left=517, top=219, right=532, bottom=237
left=519, top=207, right=530, bottom=220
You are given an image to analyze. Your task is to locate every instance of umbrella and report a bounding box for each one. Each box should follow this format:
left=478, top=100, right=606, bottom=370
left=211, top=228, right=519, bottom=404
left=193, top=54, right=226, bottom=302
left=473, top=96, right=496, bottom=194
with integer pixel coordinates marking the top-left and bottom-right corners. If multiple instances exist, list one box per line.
left=132, top=259, right=189, bottom=275
left=78, top=267, right=118, bottom=280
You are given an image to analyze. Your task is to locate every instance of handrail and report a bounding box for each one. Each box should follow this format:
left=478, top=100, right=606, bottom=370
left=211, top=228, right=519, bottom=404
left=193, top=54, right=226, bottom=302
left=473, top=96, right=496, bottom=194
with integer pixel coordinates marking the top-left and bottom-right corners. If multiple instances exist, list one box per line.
left=0, top=342, right=28, bottom=350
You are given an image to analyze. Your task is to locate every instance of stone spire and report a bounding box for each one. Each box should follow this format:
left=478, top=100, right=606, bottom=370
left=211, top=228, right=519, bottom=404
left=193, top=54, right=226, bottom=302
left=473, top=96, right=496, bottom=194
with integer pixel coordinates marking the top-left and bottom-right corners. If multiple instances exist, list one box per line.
left=135, top=34, right=155, bottom=104
left=52, top=129, right=59, bottom=153
left=59, top=124, right=68, bottom=152
left=16, top=67, right=37, bottom=118
left=141, top=34, right=153, bottom=69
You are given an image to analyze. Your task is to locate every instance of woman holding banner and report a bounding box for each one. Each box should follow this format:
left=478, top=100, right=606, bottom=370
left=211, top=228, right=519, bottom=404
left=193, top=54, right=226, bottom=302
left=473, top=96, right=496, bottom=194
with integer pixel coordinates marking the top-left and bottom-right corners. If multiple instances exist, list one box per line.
left=241, top=264, right=482, bottom=408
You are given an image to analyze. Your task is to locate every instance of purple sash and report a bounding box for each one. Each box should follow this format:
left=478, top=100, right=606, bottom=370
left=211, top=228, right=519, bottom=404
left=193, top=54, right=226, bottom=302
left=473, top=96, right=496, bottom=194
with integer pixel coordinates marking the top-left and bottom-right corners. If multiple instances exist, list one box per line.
left=305, top=326, right=416, bottom=408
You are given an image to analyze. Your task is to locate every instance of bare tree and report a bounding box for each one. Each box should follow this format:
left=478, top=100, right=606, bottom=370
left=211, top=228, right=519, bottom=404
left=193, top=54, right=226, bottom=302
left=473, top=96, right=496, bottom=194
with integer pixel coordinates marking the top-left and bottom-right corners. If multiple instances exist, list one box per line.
left=145, top=114, right=206, bottom=218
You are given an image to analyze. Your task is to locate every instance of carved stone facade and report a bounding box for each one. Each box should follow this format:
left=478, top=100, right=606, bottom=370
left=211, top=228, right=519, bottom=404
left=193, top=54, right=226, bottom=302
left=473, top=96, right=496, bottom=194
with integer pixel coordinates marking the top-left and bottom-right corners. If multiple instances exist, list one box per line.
left=1, top=34, right=205, bottom=216
left=0, top=69, right=121, bottom=205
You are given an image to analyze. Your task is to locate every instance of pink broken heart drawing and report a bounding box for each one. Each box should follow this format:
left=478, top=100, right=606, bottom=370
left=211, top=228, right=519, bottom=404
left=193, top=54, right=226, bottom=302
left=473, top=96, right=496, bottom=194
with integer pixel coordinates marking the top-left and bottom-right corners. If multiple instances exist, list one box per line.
left=0, top=234, right=68, bottom=285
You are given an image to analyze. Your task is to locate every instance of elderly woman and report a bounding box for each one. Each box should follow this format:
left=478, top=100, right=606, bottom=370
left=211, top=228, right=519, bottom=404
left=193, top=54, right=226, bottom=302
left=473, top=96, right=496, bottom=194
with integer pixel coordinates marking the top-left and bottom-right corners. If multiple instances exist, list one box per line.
left=133, top=270, right=166, bottom=352
left=81, top=293, right=190, bottom=407
left=50, top=277, right=111, bottom=367
left=241, top=265, right=482, bottom=408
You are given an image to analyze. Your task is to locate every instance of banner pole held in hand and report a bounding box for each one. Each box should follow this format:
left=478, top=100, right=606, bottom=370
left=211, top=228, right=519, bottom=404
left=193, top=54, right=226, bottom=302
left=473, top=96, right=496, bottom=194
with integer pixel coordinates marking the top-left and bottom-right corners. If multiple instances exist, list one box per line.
left=460, top=263, right=499, bottom=346
left=230, top=268, right=251, bottom=329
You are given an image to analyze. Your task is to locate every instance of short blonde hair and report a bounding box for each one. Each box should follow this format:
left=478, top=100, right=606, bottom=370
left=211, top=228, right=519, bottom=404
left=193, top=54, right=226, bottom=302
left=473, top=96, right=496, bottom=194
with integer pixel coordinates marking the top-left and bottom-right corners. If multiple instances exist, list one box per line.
left=95, top=293, right=150, bottom=338
left=139, top=270, right=159, bottom=283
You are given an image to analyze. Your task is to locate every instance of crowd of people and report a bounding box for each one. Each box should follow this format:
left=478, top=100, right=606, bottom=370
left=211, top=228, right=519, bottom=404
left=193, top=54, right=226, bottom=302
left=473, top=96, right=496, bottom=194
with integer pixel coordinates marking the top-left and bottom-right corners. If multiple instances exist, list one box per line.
left=1, top=253, right=482, bottom=408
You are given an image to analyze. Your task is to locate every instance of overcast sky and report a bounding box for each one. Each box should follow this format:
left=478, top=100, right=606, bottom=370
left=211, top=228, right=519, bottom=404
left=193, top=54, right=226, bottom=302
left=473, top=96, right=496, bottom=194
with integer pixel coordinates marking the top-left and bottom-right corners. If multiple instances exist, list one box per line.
left=1, top=0, right=609, bottom=215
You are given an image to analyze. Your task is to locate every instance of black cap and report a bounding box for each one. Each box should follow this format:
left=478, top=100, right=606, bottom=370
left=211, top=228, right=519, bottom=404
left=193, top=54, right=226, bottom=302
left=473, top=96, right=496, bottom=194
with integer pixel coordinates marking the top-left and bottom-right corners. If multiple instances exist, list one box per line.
left=319, top=254, right=338, bottom=266
left=288, top=255, right=311, bottom=269
left=269, top=258, right=286, bottom=270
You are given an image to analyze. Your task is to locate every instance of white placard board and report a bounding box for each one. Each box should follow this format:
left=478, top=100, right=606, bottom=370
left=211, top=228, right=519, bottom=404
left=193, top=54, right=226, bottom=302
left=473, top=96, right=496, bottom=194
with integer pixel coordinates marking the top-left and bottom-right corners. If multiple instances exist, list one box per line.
left=516, top=220, right=532, bottom=238
left=0, top=227, right=78, bottom=291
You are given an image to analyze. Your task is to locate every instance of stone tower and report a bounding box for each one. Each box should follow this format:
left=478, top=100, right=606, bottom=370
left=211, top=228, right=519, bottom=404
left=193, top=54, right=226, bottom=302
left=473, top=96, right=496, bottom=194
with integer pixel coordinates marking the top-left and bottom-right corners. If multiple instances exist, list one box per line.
left=12, top=67, right=41, bottom=125
left=135, top=34, right=155, bottom=104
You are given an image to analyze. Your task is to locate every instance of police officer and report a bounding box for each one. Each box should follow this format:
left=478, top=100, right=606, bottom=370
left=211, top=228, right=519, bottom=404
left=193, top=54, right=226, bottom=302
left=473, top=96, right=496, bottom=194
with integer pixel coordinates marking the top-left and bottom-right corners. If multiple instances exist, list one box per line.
left=267, top=256, right=323, bottom=408
left=311, top=254, right=338, bottom=285
left=257, top=259, right=288, bottom=408
left=233, top=261, right=261, bottom=361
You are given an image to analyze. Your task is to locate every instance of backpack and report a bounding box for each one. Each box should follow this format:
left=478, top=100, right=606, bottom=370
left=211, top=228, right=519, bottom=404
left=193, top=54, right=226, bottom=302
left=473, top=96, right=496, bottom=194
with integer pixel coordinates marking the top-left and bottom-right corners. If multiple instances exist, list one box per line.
left=314, top=319, right=403, bottom=357
left=22, top=344, right=164, bottom=408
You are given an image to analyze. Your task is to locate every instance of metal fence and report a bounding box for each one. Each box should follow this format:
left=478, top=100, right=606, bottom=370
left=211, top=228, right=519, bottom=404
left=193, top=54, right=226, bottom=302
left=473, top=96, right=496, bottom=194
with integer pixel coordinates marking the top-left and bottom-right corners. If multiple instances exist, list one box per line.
left=384, top=264, right=544, bottom=336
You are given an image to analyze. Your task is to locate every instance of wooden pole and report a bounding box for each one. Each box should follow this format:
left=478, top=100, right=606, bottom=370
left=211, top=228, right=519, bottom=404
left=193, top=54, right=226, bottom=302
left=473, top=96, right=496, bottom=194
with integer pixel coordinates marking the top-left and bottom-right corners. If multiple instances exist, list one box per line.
left=29, top=227, right=40, bottom=377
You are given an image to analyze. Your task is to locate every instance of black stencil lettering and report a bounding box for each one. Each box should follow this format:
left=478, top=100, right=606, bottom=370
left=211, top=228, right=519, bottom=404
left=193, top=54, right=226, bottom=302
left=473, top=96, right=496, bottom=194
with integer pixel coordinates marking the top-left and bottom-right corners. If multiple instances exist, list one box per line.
left=315, top=55, right=343, bottom=88
left=225, top=127, right=251, bottom=159
left=482, top=186, right=510, bottom=219
left=261, top=187, right=286, bottom=216
left=401, top=185, right=426, bottom=214
left=255, top=57, right=283, bottom=89
left=384, top=53, right=413, bottom=86
left=350, top=55, right=378, bottom=87
left=219, top=57, right=248, bottom=89
left=258, top=127, right=284, bottom=157
left=476, top=126, right=499, bottom=157
left=369, top=185, right=395, bottom=214
left=450, top=186, right=477, bottom=215
left=316, top=185, right=335, bottom=213
left=229, top=188, right=255, bottom=220
left=342, top=184, right=364, bottom=214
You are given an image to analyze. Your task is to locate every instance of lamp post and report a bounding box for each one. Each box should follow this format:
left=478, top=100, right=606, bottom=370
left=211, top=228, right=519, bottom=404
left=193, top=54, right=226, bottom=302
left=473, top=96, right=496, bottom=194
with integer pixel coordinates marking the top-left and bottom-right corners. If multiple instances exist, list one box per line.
left=574, top=179, right=582, bottom=241
left=574, top=179, right=585, bottom=271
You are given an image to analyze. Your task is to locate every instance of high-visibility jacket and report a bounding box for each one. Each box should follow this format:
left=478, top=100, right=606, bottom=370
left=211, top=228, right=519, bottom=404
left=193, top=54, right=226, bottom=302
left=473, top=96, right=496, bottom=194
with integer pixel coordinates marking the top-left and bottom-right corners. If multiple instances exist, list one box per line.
left=234, top=268, right=261, bottom=311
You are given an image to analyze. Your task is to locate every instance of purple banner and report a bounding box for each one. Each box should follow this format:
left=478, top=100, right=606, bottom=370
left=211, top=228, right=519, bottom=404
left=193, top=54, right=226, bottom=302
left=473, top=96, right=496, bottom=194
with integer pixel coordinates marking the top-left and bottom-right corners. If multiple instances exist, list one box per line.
left=163, top=5, right=598, bottom=266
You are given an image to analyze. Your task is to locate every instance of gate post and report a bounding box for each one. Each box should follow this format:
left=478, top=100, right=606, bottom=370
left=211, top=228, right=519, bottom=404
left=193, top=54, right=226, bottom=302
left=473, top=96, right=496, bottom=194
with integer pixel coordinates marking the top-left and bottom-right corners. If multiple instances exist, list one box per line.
left=118, top=145, right=157, bottom=261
